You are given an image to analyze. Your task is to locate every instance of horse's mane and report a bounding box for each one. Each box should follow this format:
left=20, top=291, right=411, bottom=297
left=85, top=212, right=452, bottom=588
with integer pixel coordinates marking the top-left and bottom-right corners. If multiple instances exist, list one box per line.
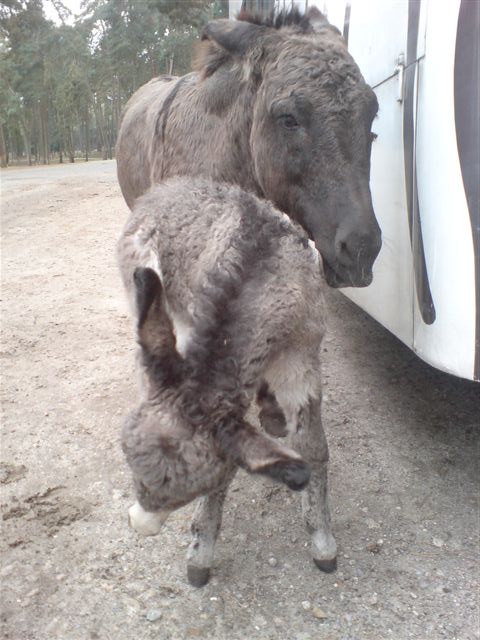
left=237, top=7, right=312, bottom=33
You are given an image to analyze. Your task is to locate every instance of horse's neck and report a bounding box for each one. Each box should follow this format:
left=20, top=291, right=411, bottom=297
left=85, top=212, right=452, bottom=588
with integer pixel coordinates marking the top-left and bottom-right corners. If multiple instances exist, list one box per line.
left=218, top=92, right=259, bottom=193
left=186, top=72, right=262, bottom=195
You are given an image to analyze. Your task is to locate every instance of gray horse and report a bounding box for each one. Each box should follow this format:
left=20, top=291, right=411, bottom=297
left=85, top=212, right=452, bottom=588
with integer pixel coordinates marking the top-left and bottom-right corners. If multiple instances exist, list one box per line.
left=116, top=8, right=382, bottom=289
left=118, top=177, right=334, bottom=587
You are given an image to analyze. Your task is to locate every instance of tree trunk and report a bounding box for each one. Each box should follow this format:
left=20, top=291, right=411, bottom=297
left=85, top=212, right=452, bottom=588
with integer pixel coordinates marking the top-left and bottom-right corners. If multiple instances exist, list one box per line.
left=151, top=56, right=157, bottom=78
left=113, top=78, right=122, bottom=134
left=0, top=125, right=7, bottom=168
left=44, top=112, right=49, bottom=164
left=68, top=127, right=75, bottom=162
left=5, top=126, right=10, bottom=165
left=64, top=122, right=75, bottom=163
left=94, top=102, right=109, bottom=160
left=107, top=112, right=114, bottom=159
left=38, top=104, right=47, bottom=165
left=19, top=117, right=32, bottom=165
left=85, top=112, right=89, bottom=162
left=42, top=103, right=50, bottom=165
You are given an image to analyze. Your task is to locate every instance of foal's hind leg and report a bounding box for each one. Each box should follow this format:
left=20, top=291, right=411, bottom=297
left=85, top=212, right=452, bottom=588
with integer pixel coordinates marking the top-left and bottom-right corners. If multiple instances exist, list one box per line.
left=291, top=396, right=337, bottom=572
left=186, top=469, right=236, bottom=587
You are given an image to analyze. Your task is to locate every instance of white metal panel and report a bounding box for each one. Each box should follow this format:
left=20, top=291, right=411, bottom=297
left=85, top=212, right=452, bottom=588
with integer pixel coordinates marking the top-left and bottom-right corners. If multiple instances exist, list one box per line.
left=414, top=0, right=476, bottom=379
left=228, top=0, right=243, bottom=17
left=346, top=1, right=409, bottom=87
left=342, top=76, right=414, bottom=346
left=314, top=0, right=346, bottom=34
left=298, top=0, right=417, bottom=346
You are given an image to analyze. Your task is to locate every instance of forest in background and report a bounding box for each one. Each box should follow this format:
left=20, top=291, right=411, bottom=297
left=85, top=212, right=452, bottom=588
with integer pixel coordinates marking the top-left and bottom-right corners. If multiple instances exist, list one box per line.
left=0, top=0, right=229, bottom=166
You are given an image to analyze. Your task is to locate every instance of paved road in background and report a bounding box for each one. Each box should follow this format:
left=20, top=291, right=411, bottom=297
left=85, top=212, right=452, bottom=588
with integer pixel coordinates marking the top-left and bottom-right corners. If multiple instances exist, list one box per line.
left=1, top=160, right=117, bottom=192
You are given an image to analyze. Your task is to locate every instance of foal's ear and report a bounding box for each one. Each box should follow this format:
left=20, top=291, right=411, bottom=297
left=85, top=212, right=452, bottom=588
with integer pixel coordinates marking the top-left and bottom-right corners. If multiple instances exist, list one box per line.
left=201, top=19, right=264, bottom=57
left=307, top=6, right=342, bottom=36
left=307, top=6, right=330, bottom=27
left=217, top=421, right=310, bottom=491
left=133, top=267, right=177, bottom=359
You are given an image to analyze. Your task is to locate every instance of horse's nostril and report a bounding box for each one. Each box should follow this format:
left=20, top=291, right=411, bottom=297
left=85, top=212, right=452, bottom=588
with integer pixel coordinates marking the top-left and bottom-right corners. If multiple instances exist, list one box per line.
left=336, top=227, right=379, bottom=267
left=337, top=239, right=354, bottom=266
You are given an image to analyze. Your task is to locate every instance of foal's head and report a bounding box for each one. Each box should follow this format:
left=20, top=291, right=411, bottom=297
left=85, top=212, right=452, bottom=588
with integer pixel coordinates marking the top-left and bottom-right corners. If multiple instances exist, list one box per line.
left=122, top=268, right=310, bottom=534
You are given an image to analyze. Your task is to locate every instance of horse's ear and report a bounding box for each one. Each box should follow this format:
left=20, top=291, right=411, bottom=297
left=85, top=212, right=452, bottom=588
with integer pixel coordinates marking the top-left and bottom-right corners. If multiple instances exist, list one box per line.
left=216, top=420, right=310, bottom=491
left=133, top=267, right=177, bottom=361
left=201, top=19, right=264, bottom=57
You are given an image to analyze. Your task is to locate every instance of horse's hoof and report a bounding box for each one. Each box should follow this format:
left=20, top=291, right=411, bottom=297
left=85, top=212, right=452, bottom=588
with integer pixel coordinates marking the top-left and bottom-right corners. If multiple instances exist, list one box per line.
left=187, top=565, right=211, bottom=588
left=314, top=557, right=337, bottom=573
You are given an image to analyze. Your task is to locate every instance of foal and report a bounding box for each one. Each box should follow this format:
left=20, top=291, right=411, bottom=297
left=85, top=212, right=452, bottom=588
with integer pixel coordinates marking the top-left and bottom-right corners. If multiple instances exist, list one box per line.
left=118, top=177, right=336, bottom=586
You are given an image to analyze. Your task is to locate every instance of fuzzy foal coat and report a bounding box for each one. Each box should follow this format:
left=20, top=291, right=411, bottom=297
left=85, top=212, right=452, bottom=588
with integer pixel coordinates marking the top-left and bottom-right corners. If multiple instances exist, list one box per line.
left=118, top=177, right=336, bottom=586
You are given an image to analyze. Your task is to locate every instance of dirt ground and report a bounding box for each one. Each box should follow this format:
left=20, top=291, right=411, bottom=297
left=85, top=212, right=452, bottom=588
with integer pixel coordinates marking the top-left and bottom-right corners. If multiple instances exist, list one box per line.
left=1, top=161, right=479, bottom=640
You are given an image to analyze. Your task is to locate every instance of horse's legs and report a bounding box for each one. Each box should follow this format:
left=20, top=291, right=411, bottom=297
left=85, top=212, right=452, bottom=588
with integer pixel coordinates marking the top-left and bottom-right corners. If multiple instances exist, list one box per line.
left=186, top=470, right=236, bottom=587
left=291, top=396, right=337, bottom=572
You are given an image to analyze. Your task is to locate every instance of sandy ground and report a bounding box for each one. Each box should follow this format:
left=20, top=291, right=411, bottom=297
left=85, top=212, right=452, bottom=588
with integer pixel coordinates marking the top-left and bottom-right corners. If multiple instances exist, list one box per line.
left=1, top=162, right=479, bottom=640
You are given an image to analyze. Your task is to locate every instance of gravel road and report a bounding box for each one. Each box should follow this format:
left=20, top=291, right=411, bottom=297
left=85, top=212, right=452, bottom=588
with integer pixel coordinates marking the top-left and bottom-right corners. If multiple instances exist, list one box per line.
left=1, top=161, right=479, bottom=640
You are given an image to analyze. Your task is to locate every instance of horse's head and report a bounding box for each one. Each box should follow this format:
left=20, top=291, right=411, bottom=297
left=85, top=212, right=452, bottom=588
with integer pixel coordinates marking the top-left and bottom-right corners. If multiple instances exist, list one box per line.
left=201, top=8, right=381, bottom=288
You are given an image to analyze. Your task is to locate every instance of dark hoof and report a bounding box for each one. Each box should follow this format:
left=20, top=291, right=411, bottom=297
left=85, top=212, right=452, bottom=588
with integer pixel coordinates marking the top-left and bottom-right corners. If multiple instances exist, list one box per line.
left=314, top=557, right=337, bottom=573
left=187, top=565, right=210, bottom=588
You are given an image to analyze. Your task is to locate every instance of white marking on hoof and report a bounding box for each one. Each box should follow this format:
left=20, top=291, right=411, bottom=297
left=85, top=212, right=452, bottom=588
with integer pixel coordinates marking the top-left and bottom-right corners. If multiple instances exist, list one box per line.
left=128, top=501, right=170, bottom=536
left=311, top=529, right=337, bottom=563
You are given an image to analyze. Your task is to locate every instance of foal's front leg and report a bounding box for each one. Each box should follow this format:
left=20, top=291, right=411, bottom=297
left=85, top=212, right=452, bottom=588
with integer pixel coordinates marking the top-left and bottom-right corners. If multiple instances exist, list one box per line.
left=186, top=470, right=236, bottom=587
left=291, top=396, right=337, bottom=572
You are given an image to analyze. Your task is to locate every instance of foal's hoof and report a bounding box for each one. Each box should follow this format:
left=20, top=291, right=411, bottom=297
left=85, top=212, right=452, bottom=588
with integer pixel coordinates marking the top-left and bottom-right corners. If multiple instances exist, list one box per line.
left=128, top=501, right=169, bottom=536
left=314, top=557, right=337, bottom=573
left=187, top=565, right=211, bottom=588
left=311, top=529, right=337, bottom=573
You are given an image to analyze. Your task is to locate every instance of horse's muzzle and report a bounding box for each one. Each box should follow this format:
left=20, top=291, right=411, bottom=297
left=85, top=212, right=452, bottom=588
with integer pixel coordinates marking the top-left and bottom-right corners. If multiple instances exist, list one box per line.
left=322, top=259, right=374, bottom=288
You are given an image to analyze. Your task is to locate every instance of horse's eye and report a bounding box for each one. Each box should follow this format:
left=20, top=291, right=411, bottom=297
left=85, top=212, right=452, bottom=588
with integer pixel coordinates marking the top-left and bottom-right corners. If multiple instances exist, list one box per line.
left=370, top=132, right=378, bottom=142
left=279, top=114, right=299, bottom=130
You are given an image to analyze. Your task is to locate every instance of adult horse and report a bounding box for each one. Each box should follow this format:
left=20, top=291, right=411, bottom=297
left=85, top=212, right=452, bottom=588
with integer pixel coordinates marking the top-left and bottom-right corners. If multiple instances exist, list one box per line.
left=116, top=8, right=382, bottom=288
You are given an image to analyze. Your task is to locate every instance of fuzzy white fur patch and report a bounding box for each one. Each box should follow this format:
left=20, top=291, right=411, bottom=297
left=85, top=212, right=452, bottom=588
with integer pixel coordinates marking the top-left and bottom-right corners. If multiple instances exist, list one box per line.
left=128, top=501, right=171, bottom=536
